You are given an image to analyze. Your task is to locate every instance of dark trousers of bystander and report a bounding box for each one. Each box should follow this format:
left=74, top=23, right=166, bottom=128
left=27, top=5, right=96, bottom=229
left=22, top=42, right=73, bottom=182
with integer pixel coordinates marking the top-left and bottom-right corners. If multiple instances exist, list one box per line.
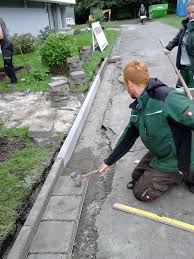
left=2, top=43, right=17, bottom=84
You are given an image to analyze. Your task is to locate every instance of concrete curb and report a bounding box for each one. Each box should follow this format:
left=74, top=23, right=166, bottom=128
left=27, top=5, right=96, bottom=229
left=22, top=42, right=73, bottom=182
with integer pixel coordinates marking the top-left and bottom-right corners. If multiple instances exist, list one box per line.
left=7, top=57, right=108, bottom=259
left=58, top=57, right=108, bottom=165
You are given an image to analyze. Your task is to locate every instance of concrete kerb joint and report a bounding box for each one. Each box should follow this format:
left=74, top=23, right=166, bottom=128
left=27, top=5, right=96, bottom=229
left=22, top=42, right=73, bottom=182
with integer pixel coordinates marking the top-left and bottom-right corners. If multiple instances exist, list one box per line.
left=6, top=52, right=110, bottom=259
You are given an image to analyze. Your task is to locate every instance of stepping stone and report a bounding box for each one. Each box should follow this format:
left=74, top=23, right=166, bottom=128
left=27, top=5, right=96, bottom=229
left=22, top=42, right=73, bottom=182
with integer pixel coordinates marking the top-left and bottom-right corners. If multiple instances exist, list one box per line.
left=28, top=121, right=54, bottom=138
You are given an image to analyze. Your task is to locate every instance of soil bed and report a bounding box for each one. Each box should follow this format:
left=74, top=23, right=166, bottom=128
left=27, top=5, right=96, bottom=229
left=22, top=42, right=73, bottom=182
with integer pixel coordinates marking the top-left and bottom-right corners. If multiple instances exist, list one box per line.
left=0, top=136, right=26, bottom=162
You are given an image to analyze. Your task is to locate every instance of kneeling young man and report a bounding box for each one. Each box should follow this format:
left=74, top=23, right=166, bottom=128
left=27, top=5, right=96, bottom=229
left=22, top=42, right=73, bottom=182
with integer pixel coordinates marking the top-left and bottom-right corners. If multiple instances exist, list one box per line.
left=99, top=59, right=194, bottom=202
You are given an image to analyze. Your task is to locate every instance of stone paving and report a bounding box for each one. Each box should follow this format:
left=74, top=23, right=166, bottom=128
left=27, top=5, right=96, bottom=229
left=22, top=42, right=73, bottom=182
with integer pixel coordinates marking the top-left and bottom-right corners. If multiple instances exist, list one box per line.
left=0, top=91, right=84, bottom=134
left=27, top=176, right=87, bottom=258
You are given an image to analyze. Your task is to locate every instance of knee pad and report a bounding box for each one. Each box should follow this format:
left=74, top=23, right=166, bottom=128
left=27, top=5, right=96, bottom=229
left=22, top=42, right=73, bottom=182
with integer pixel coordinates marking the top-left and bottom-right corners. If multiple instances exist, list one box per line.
left=133, top=185, right=158, bottom=202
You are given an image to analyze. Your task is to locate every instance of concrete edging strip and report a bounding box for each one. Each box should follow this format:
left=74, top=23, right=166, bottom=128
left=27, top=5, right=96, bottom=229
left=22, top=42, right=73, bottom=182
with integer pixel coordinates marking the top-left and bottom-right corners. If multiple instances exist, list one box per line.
left=58, top=57, right=108, bottom=166
left=7, top=57, right=108, bottom=259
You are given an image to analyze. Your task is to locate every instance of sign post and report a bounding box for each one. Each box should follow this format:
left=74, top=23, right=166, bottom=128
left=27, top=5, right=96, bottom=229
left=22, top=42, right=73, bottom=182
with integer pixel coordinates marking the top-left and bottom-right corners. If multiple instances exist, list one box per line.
left=91, top=21, right=109, bottom=52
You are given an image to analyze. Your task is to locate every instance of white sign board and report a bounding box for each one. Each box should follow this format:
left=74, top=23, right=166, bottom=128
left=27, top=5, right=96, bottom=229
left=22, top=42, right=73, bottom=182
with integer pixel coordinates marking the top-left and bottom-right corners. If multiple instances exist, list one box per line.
left=91, top=21, right=108, bottom=52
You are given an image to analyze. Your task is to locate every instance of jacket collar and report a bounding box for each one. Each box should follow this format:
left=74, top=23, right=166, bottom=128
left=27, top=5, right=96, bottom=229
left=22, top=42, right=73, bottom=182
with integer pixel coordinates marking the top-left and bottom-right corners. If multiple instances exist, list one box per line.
left=182, top=18, right=189, bottom=28
left=182, top=18, right=194, bottom=31
left=129, top=78, right=164, bottom=111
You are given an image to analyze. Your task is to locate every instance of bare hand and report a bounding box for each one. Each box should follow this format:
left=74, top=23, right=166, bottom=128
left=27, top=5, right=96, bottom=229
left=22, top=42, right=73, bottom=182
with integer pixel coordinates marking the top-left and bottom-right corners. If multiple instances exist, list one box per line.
left=163, top=48, right=171, bottom=55
left=99, top=163, right=110, bottom=173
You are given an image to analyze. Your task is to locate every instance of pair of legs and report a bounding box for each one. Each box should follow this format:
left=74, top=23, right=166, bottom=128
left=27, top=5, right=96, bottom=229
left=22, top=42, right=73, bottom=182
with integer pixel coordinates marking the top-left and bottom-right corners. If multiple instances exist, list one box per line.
left=2, top=43, right=17, bottom=85
left=176, top=66, right=194, bottom=88
left=131, top=152, right=183, bottom=202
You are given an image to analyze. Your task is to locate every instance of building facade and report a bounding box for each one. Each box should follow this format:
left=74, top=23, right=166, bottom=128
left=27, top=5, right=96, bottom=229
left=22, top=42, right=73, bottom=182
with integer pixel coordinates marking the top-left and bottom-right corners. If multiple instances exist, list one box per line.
left=0, top=0, right=76, bottom=36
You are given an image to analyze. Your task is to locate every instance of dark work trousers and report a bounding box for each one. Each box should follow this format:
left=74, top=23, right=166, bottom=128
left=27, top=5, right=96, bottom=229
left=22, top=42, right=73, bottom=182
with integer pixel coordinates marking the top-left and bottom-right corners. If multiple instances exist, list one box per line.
left=1, top=43, right=17, bottom=83
left=131, top=152, right=183, bottom=202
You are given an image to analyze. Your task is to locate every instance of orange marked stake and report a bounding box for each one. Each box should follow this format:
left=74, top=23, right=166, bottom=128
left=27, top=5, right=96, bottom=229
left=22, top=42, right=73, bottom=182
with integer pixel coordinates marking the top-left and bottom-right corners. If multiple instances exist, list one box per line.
left=113, top=203, right=194, bottom=233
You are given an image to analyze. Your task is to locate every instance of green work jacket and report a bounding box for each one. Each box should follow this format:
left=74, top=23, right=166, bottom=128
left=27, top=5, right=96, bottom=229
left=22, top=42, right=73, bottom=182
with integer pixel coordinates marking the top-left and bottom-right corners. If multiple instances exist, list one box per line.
left=105, top=78, right=194, bottom=173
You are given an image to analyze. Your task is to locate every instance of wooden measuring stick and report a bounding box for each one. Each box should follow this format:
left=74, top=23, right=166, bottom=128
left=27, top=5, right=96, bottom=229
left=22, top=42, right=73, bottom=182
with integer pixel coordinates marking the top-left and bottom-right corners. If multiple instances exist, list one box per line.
left=160, top=39, right=193, bottom=101
left=113, top=203, right=194, bottom=233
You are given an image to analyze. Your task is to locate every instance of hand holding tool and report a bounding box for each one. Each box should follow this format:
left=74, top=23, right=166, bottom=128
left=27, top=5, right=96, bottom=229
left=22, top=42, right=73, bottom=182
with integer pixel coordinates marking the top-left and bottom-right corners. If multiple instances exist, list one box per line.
left=160, top=39, right=193, bottom=100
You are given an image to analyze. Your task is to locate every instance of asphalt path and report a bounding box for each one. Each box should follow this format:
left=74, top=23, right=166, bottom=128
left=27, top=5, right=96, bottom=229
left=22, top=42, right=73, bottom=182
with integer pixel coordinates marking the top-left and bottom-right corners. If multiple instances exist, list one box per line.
left=95, top=21, right=194, bottom=259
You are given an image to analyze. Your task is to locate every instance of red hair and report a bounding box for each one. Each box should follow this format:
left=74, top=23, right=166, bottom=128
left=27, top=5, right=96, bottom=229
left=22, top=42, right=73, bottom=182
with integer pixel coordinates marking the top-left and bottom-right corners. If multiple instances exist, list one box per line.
left=123, top=60, right=149, bottom=85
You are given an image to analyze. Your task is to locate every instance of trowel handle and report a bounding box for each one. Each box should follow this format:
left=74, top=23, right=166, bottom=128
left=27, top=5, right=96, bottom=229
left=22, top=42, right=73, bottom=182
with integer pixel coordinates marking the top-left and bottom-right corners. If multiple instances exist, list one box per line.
left=81, top=169, right=100, bottom=178
left=160, top=39, right=193, bottom=101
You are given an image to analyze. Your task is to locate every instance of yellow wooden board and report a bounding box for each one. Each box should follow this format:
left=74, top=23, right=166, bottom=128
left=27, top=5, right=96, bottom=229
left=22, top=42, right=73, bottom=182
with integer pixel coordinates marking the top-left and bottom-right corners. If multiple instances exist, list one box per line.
left=113, top=203, right=194, bottom=233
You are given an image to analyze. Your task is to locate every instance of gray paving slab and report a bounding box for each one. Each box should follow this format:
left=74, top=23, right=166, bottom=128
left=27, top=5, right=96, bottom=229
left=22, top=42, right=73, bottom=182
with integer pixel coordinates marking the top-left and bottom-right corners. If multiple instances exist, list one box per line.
left=53, top=176, right=86, bottom=196
left=42, top=195, right=82, bottom=221
left=48, top=79, right=68, bottom=87
left=28, top=254, right=66, bottom=259
left=28, top=121, right=54, bottom=138
left=29, top=221, right=75, bottom=254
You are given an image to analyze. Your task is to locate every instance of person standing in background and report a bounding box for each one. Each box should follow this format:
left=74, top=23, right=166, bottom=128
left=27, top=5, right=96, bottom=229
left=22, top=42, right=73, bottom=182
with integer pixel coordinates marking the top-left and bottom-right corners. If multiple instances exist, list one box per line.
left=0, top=18, right=17, bottom=88
left=138, top=4, right=147, bottom=24
left=164, top=0, right=194, bottom=88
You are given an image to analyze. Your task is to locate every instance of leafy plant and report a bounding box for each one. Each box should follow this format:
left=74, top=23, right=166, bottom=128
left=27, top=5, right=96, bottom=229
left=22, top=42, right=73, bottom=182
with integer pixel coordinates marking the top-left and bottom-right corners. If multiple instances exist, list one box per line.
left=40, top=33, right=78, bottom=68
left=29, top=70, right=49, bottom=81
left=38, top=26, right=55, bottom=42
left=11, top=33, right=38, bottom=54
left=21, top=70, right=49, bottom=85
left=93, top=9, right=105, bottom=23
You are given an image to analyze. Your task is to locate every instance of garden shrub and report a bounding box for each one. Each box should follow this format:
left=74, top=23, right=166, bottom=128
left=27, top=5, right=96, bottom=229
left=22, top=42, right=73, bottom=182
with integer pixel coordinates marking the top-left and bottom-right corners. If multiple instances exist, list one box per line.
left=38, top=26, right=55, bottom=42
left=93, top=10, right=105, bottom=23
left=11, top=33, right=37, bottom=54
left=40, top=33, right=78, bottom=69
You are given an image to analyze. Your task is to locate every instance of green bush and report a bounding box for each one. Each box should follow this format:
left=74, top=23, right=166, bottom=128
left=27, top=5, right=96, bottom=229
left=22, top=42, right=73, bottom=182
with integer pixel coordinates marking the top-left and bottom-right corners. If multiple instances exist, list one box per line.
left=40, top=33, right=78, bottom=68
left=29, top=70, right=49, bottom=81
left=38, top=26, right=55, bottom=42
left=93, top=10, right=105, bottom=23
left=11, top=33, right=37, bottom=54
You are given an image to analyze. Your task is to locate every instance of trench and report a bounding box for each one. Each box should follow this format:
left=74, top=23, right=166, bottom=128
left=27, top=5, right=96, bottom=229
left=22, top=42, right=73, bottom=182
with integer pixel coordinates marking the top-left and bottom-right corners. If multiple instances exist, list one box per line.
left=71, top=129, right=115, bottom=259
left=71, top=48, right=123, bottom=258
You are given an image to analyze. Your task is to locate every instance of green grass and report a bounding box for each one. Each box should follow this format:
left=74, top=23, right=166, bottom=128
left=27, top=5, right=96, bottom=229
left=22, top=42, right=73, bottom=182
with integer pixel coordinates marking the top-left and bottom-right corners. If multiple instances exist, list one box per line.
left=156, top=14, right=185, bottom=28
left=0, top=126, right=61, bottom=241
left=71, top=30, right=118, bottom=92
left=0, top=49, right=52, bottom=92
